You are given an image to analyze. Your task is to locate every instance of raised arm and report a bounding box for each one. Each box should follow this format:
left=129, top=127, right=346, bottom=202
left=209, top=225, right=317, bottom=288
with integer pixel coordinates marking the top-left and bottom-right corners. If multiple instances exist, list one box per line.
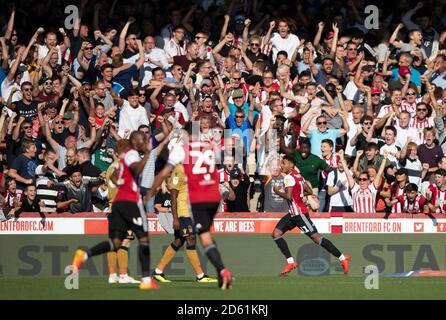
left=149, top=84, right=163, bottom=111
left=389, top=23, right=404, bottom=49
left=374, top=151, right=388, bottom=189
left=119, top=17, right=136, bottom=53
left=135, top=40, right=145, bottom=69
left=330, top=23, right=339, bottom=55
left=313, top=22, right=325, bottom=48
left=220, top=14, right=231, bottom=41
left=218, top=89, right=231, bottom=118
left=58, top=28, right=71, bottom=52
left=339, top=150, right=356, bottom=189
left=4, top=7, right=15, bottom=40
left=262, top=20, right=276, bottom=48
left=43, top=121, right=61, bottom=152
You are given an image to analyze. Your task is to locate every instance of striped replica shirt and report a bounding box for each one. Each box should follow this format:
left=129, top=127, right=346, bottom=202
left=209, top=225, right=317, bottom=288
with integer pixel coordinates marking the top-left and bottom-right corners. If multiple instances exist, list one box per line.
left=284, top=169, right=308, bottom=216
left=351, top=183, right=377, bottom=213
left=35, top=165, right=59, bottom=213
left=428, top=184, right=446, bottom=213
left=395, top=194, right=427, bottom=213
left=389, top=183, right=406, bottom=213
left=377, top=104, right=410, bottom=118
left=321, top=154, right=339, bottom=179
left=409, top=116, right=434, bottom=143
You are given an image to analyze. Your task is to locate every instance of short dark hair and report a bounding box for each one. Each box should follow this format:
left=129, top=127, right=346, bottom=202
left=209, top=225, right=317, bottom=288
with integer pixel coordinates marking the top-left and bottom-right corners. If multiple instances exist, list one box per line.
left=152, top=67, right=165, bottom=75
left=405, top=183, right=418, bottom=193
left=277, top=50, right=288, bottom=58
left=435, top=169, right=446, bottom=176
left=384, top=125, right=397, bottom=136
left=283, top=154, right=296, bottom=166
left=21, top=81, right=33, bottom=89
left=366, top=142, right=379, bottom=151
left=321, top=139, right=334, bottom=148
left=360, top=115, right=373, bottom=124
left=128, top=88, right=140, bottom=97
left=101, top=63, right=113, bottom=72
left=66, top=165, right=82, bottom=177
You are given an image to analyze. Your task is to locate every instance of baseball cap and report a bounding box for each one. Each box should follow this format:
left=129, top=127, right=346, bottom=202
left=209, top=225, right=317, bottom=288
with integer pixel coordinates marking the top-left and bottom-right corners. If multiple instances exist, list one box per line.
left=370, top=87, right=381, bottom=95
left=235, top=15, right=245, bottom=24
left=200, top=79, right=212, bottom=87
left=325, top=31, right=335, bottom=40
left=63, top=112, right=74, bottom=120
left=398, top=66, right=411, bottom=78
left=232, top=89, right=244, bottom=99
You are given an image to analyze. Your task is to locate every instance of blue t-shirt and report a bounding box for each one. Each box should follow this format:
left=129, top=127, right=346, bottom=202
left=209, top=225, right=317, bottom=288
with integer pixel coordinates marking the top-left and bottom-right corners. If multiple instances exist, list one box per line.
left=228, top=102, right=259, bottom=120
left=113, top=64, right=138, bottom=99
left=309, top=129, right=340, bottom=158
left=391, top=67, right=421, bottom=87
left=11, top=154, right=38, bottom=189
left=0, top=67, right=6, bottom=97
left=226, top=115, right=254, bottom=156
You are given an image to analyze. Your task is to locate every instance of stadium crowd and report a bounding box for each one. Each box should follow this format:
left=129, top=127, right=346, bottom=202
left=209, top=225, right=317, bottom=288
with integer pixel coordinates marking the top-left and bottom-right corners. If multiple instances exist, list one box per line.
left=0, top=0, right=446, bottom=221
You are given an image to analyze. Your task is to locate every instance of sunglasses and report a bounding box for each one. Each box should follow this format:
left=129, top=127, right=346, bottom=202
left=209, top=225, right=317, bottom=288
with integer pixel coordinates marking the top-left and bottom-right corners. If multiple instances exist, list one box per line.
left=235, top=115, right=244, bottom=119
left=232, top=77, right=241, bottom=80
left=54, top=121, right=63, bottom=124
left=139, top=93, right=146, bottom=96
left=371, top=93, right=380, bottom=97
left=363, top=122, right=372, bottom=125
left=84, top=47, right=93, bottom=50
left=45, top=82, right=53, bottom=85
left=22, top=126, right=32, bottom=129
left=250, top=43, right=260, bottom=47
left=317, top=121, right=327, bottom=125
left=417, top=108, right=427, bottom=111
left=22, top=88, right=33, bottom=92
left=358, top=178, right=368, bottom=181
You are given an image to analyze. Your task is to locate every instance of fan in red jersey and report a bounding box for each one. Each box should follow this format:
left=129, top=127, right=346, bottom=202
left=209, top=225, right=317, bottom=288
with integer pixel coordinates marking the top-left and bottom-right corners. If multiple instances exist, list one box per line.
left=271, top=154, right=351, bottom=276
left=426, top=169, right=446, bottom=214
left=145, top=122, right=234, bottom=290
left=385, top=183, right=428, bottom=214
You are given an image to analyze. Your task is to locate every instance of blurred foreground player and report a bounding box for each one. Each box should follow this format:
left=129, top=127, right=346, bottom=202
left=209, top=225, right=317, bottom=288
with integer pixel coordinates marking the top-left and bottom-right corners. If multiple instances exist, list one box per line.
left=71, top=131, right=160, bottom=290
left=153, top=164, right=217, bottom=283
left=146, top=122, right=234, bottom=290
left=272, top=155, right=351, bottom=275
left=105, top=140, right=140, bottom=284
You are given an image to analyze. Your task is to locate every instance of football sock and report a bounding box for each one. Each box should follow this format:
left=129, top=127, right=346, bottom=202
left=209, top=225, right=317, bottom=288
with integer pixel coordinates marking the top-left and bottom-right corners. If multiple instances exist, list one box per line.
left=339, top=254, right=346, bottom=261
left=117, top=246, right=129, bottom=275
left=274, top=237, right=292, bottom=259
left=138, top=243, right=151, bottom=278
left=87, top=241, right=114, bottom=257
left=186, top=248, right=204, bottom=276
left=156, top=245, right=177, bottom=272
left=287, top=257, right=295, bottom=264
left=204, top=244, right=225, bottom=273
left=107, top=251, right=117, bottom=274
left=320, top=238, right=342, bottom=258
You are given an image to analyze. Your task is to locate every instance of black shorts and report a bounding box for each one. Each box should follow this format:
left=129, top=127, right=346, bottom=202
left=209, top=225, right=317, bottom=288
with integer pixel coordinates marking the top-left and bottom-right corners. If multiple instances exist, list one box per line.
left=275, top=213, right=318, bottom=236
left=174, top=217, right=196, bottom=238
left=107, top=216, right=136, bottom=240
left=109, top=201, right=148, bottom=240
left=190, top=202, right=219, bottom=234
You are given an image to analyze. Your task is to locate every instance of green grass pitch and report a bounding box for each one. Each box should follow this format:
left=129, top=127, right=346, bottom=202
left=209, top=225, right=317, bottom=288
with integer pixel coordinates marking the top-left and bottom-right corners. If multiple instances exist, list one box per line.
left=1, top=276, right=446, bottom=299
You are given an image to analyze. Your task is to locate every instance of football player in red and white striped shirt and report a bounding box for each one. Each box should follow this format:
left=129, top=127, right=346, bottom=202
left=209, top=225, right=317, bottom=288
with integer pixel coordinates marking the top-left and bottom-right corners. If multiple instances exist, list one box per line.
left=272, top=155, right=351, bottom=276
left=426, top=169, right=446, bottom=214
left=386, top=183, right=428, bottom=214
left=340, top=149, right=388, bottom=214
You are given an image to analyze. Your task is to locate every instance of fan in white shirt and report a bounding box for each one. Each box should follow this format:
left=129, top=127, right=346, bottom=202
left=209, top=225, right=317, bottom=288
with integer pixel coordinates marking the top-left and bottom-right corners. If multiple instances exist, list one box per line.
left=118, top=89, right=150, bottom=138
left=263, top=18, right=300, bottom=63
